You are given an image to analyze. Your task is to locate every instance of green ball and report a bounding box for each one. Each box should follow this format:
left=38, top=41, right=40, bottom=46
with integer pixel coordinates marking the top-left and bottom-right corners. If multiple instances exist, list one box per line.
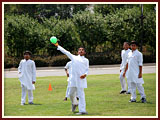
left=50, top=36, right=57, bottom=44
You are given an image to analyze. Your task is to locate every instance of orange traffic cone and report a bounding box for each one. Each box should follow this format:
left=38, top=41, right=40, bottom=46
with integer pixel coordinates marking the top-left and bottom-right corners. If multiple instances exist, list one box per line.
left=48, top=83, right=52, bottom=91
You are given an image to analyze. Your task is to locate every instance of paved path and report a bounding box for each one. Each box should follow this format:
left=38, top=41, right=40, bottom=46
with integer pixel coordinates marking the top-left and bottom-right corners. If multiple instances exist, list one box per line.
left=4, top=63, right=156, bottom=78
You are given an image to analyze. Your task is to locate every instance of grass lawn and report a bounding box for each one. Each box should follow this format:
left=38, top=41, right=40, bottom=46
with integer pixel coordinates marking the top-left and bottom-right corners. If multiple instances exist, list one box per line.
left=4, top=73, right=156, bottom=116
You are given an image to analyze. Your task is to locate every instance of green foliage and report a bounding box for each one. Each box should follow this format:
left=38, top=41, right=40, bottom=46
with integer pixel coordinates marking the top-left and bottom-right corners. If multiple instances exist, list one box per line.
left=105, top=7, right=142, bottom=46
left=5, top=14, right=45, bottom=56
left=5, top=4, right=88, bottom=19
left=4, top=4, right=156, bottom=67
left=73, top=11, right=108, bottom=53
left=94, top=4, right=137, bottom=16
left=41, top=17, right=81, bottom=56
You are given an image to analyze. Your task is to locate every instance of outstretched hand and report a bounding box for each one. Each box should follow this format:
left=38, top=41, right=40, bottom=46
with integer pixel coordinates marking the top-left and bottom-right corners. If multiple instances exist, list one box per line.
left=52, top=42, right=59, bottom=47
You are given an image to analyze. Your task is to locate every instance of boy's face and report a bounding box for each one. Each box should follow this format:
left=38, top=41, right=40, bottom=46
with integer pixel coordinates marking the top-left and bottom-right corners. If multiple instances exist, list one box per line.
left=78, top=48, right=86, bottom=56
left=123, top=43, right=129, bottom=50
left=130, top=44, right=137, bottom=51
left=24, top=53, right=30, bottom=60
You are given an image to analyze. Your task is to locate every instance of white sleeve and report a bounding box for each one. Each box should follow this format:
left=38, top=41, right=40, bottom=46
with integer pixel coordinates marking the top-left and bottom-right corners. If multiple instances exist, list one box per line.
left=57, top=46, right=75, bottom=61
left=138, top=53, right=143, bottom=66
left=84, top=59, right=89, bottom=75
left=32, top=61, right=36, bottom=82
left=18, top=60, right=22, bottom=73
left=120, top=51, right=123, bottom=70
left=64, top=62, right=69, bottom=69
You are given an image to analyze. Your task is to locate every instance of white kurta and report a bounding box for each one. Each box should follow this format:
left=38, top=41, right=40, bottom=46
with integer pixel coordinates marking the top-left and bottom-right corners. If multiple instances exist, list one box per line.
left=120, top=49, right=131, bottom=71
left=18, top=59, right=36, bottom=90
left=119, top=49, right=131, bottom=91
left=127, top=50, right=144, bottom=84
left=57, top=46, right=89, bottom=88
left=64, top=61, right=72, bottom=82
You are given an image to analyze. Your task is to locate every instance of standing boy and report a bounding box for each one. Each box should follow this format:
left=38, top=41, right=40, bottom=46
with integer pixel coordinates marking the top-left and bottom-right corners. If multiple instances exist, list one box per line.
left=64, top=61, right=79, bottom=101
left=18, top=51, right=36, bottom=105
left=119, top=42, right=131, bottom=94
left=123, top=41, right=146, bottom=103
left=64, top=61, right=72, bottom=101
left=53, top=42, right=89, bottom=115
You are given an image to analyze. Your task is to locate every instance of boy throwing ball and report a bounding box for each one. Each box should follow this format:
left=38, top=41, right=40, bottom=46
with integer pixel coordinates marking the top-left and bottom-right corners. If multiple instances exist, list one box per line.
left=53, top=42, right=89, bottom=115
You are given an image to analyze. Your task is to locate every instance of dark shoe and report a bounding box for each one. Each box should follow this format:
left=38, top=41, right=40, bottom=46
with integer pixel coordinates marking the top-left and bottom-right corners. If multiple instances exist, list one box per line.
left=76, top=112, right=88, bottom=115
left=141, top=98, right=147, bottom=103
left=76, top=97, right=79, bottom=100
left=120, top=90, right=126, bottom=94
left=72, top=104, right=78, bottom=112
left=126, top=91, right=131, bottom=94
left=129, top=99, right=136, bottom=102
left=28, top=102, right=34, bottom=105
left=64, top=97, right=67, bottom=101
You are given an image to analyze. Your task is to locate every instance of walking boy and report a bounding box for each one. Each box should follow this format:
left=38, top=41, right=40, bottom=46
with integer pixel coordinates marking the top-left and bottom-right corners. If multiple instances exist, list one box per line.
left=123, top=41, right=146, bottom=103
left=18, top=51, right=36, bottom=105
left=64, top=61, right=79, bottom=101
left=53, top=42, right=89, bottom=115
left=119, top=42, right=131, bottom=94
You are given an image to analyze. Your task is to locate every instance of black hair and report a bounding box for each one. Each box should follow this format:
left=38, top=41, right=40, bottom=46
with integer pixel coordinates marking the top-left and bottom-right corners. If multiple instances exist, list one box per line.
left=130, top=41, right=138, bottom=46
left=78, top=47, right=86, bottom=52
left=124, top=42, right=130, bottom=45
left=24, top=50, right=32, bottom=56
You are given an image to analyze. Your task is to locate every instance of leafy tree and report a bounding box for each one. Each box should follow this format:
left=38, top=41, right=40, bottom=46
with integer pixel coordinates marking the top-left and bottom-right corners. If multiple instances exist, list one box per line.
left=5, top=14, right=45, bottom=57
left=4, top=4, right=88, bottom=19
left=42, top=17, right=81, bottom=56
left=73, top=11, right=108, bottom=53
left=94, top=4, right=137, bottom=16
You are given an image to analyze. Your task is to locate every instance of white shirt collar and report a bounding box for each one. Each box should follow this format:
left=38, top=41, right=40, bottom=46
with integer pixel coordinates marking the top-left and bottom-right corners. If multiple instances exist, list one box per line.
left=78, top=55, right=85, bottom=58
left=132, top=49, right=137, bottom=53
left=24, top=59, right=30, bottom=61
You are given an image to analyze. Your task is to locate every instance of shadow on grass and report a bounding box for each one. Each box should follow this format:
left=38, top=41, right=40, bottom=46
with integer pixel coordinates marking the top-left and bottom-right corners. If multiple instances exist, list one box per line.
left=136, top=101, right=152, bottom=104
left=24, top=103, right=42, bottom=105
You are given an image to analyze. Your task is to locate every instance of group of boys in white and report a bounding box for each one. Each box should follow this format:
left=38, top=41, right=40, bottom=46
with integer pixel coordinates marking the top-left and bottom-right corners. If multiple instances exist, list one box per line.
left=17, top=40, right=146, bottom=115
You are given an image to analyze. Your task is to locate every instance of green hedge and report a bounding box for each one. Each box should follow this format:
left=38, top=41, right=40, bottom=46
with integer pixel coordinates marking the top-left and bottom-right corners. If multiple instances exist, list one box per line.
left=4, top=53, right=155, bottom=68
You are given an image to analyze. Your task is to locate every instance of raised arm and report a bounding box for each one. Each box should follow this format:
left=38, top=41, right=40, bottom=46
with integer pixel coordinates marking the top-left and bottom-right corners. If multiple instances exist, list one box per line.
left=53, top=43, right=75, bottom=61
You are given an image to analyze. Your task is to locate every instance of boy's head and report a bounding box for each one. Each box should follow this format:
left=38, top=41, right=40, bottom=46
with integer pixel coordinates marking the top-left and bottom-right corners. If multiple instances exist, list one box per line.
left=24, top=51, right=32, bottom=60
left=78, top=47, right=86, bottom=56
left=130, top=41, right=138, bottom=51
left=123, top=42, right=130, bottom=50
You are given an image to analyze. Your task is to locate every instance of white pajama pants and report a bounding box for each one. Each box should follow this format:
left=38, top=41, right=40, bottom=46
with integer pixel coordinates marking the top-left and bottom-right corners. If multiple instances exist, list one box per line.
left=120, top=70, right=131, bottom=92
left=130, top=82, right=146, bottom=100
left=21, top=84, right=33, bottom=104
left=66, top=82, right=78, bottom=98
left=66, top=86, right=70, bottom=98
left=69, top=87, right=86, bottom=113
